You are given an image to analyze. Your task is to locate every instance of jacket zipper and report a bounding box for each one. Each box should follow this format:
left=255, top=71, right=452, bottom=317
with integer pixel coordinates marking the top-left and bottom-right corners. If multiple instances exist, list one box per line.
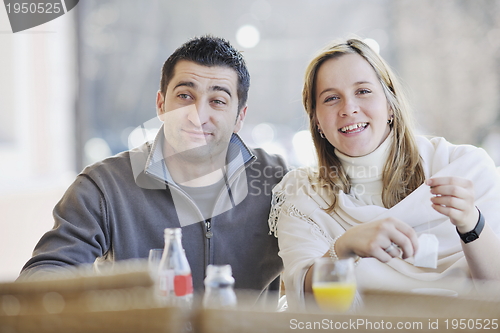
left=145, top=147, right=257, bottom=276
left=202, top=158, right=256, bottom=270
left=204, top=218, right=213, bottom=269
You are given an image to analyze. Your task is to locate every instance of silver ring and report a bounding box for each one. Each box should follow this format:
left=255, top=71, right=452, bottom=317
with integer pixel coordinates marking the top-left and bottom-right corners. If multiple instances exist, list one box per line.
left=384, top=243, right=396, bottom=253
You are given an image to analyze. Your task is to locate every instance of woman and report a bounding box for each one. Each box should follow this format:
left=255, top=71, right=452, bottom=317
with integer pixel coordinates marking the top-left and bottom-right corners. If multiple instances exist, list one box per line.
left=269, top=38, right=500, bottom=309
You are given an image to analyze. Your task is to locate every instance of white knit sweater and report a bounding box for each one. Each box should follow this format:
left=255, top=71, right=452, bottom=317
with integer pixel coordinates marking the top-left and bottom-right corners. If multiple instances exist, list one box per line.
left=334, top=131, right=392, bottom=206
left=269, top=135, right=500, bottom=310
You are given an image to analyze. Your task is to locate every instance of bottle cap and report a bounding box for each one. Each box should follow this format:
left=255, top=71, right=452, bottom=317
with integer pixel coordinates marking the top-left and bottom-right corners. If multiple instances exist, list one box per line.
left=164, top=228, right=182, bottom=238
left=206, top=264, right=232, bottom=277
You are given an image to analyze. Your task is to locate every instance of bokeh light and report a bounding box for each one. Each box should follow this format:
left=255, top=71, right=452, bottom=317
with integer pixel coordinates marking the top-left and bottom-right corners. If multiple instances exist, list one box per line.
left=236, top=25, right=260, bottom=49
left=292, top=130, right=316, bottom=167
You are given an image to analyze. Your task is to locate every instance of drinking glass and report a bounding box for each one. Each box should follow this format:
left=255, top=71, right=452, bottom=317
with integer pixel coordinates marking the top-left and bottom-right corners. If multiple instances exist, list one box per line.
left=312, top=257, right=356, bottom=313
left=148, top=248, right=164, bottom=275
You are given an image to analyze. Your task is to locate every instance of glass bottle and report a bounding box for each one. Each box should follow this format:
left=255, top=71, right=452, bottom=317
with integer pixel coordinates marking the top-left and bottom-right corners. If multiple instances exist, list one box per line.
left=202, top=264, right=237, bottom=309
left=157, top=228, right=193, bottom=308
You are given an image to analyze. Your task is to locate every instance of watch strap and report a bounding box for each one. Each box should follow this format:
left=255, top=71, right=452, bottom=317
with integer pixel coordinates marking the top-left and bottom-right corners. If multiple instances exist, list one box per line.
left=457, top=209, right=485, bottom=244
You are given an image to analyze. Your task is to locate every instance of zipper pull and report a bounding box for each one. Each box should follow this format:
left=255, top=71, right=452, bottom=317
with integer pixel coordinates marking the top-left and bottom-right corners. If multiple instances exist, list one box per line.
left=205, top=219, right=213, bottom=239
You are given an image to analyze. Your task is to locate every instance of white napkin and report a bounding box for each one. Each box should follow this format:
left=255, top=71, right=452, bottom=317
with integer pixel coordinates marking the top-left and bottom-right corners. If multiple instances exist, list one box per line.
left=414, top=233, right=438, bottom=269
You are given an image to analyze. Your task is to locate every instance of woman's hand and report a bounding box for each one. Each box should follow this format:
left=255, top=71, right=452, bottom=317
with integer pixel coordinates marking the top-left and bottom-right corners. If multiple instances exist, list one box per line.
left=426, top=177, right=479, bottom=233
left=335, top=217, right=419, bottom=263
left=305, top=217, right=418, bottom=293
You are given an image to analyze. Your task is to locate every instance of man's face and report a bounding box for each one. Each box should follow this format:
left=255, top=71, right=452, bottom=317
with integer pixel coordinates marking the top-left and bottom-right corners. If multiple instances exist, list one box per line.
left=156, top=60, right=246, bottom=164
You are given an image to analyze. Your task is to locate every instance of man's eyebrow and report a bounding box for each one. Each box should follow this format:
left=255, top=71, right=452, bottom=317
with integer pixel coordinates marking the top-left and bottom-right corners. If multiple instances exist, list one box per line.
left=173, top=82, right=231, bottom=97
left=211, top=85, right=231, bottom=97
left=173, top=81, right=195, bottom=90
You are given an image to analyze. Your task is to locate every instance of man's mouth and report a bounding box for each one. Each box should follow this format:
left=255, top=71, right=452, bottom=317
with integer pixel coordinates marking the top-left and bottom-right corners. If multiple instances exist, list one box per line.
left=339, top=122, right=368, bottom=134
left=184, top=129, right=211, bottom=136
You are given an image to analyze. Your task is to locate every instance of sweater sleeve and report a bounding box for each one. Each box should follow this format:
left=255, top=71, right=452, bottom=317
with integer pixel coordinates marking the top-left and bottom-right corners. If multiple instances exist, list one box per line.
left=19, top=174, right=111, bottom=280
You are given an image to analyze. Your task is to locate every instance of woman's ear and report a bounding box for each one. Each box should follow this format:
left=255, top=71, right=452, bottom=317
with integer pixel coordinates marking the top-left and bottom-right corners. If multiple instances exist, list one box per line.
left=387, top=114, right=394, bottom=125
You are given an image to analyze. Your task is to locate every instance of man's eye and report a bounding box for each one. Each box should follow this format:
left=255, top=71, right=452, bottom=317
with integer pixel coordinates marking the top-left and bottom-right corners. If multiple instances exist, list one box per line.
left=212, top=99, right=226, bottom=105
left=178, top=94, right=191, bottom=99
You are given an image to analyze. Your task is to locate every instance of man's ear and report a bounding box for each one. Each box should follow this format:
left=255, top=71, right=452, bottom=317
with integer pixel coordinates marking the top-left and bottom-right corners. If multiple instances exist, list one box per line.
left=233, top=106, right=247, bottom=133
left=156, top=90, right=165, bottom=120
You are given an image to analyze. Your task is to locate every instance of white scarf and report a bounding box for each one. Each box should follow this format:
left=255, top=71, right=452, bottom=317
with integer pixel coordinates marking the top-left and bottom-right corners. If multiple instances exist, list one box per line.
left=271, top=135, right=500, bottom=308
left=333, top=136, right=500, bottom=292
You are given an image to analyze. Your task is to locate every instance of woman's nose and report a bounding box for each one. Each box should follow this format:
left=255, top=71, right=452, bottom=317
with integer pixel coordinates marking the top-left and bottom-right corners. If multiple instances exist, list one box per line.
left=339, top=99, right=359, bottom=117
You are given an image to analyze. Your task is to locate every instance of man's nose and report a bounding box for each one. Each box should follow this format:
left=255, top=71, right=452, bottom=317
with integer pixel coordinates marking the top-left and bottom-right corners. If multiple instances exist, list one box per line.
left=187, top=102, right=209, bottom=127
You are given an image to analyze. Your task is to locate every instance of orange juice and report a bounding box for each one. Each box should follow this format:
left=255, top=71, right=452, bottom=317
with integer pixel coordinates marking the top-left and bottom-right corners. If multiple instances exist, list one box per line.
left=312, top=281, right=356, bottom=312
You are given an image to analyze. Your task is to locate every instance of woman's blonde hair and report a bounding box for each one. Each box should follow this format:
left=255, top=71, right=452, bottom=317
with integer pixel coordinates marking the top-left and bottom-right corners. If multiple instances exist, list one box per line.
left=303, top=38, right=425, bottom=211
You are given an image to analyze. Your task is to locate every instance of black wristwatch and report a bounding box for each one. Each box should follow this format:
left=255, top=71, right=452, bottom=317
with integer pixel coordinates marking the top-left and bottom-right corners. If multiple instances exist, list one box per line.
left=456, top=209, right=485, bottom=244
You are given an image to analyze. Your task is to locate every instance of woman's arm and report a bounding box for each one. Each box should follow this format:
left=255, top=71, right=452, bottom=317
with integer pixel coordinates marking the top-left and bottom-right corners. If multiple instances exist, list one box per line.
left=427, top=176, right=500, bottom=280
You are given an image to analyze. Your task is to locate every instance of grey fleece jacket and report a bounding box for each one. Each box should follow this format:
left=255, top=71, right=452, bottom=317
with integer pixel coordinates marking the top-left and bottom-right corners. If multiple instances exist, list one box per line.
left=20, top=132, right=287, bottom=295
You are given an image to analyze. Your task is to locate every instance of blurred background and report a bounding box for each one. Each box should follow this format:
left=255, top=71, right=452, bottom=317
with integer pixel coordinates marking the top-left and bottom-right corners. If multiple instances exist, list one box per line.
left=1, top=0, right=500, bottom=282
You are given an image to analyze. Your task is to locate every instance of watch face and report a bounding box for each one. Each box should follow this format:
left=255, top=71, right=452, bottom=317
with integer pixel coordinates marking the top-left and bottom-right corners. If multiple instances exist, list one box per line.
left=464, top=232, right=479, bottom=243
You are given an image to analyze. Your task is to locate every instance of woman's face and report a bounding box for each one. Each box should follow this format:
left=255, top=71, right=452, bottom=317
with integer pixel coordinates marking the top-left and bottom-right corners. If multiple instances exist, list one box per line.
left=315, top=53, right=392, bottom=157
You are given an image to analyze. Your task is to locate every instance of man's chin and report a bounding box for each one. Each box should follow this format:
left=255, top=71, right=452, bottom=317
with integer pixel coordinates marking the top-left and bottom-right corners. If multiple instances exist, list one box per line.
left=183, top=140, right=209, bottom=151
left=173, top=144, right=215, bottom=160
left=164, top=137, right=231, bottom=163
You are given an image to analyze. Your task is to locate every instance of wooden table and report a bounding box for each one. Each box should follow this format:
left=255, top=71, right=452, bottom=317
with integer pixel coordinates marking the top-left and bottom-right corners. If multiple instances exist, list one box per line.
left=2, top=265, right=500, bottom=333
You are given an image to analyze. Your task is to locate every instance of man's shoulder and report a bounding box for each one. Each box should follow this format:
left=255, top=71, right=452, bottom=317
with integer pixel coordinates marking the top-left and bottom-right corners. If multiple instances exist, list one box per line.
left=80, top=143, right=150, bottom=184
left=249, top=147, right=287, bottom=168
left=82, top=151, right=132, bottom=176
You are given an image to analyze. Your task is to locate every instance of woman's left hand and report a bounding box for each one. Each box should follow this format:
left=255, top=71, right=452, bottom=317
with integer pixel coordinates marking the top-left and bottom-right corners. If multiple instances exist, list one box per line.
left=426, top=177, right=479, bottom=232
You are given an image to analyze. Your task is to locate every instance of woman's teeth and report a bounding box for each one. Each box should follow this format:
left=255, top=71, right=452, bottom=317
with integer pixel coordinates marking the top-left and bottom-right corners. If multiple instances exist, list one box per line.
left=339, top=122, right=368, bottom=133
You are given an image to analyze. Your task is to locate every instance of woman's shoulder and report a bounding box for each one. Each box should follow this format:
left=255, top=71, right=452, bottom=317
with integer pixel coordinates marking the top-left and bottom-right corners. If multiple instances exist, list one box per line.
left=269, top=167, right=330, bottom=236
left=280, top=166, right=315, bottom=181
left=416, top=135, right=496, bottom=179
left=272, top=167, right=331, bottom=209
left=416, top=135, right=490, bottom=161
left=273, top=167, right=317, bottom=194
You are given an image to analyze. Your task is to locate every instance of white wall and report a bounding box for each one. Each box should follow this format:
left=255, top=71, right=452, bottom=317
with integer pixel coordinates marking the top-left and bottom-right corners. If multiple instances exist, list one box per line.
left=0, top=7, right=77, bottom=282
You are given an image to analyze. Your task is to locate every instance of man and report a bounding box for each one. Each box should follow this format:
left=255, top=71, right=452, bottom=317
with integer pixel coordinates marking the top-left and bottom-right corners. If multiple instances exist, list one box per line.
left=20, top=36, right=286, bottom=298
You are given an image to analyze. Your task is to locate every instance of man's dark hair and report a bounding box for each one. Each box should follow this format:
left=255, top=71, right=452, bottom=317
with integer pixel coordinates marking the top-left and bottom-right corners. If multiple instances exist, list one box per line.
left=160, top=35, right=250, bottom=111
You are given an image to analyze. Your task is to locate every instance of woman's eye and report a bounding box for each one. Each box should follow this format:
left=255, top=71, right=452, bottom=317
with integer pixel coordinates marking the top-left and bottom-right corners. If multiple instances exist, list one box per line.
left=324, top=96, right=339, bottom=103
left=358, top=89, right=371, bottom=95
